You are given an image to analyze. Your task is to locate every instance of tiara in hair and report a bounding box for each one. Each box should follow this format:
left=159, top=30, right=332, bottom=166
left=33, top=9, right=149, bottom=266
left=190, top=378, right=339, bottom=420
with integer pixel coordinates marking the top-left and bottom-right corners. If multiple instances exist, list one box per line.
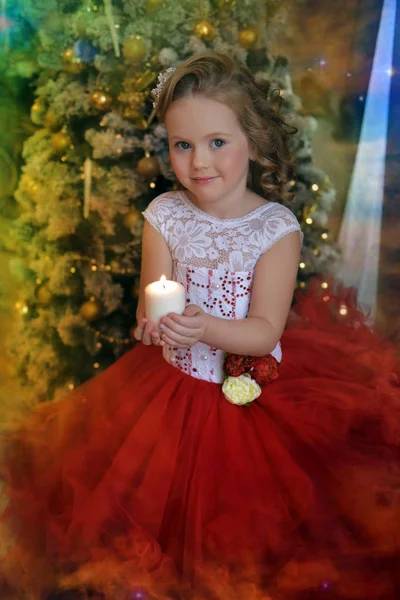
left=151, top=67, right=176, bottom=109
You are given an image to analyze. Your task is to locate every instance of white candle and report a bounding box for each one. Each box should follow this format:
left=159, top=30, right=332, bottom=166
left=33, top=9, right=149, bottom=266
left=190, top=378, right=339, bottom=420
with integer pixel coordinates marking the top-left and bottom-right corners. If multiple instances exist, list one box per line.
left=145, top=276, right=186, bottom=327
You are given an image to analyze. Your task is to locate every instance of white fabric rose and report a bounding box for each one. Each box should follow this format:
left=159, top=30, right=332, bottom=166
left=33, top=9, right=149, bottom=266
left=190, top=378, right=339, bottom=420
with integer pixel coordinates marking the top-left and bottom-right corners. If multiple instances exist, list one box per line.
left=222, top=374, right=262, bottom=406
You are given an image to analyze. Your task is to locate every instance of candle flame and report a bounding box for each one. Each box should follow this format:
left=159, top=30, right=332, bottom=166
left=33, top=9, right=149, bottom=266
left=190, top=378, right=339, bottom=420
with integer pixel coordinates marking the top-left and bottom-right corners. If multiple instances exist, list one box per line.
left=160, top=274, right=166, bottom=289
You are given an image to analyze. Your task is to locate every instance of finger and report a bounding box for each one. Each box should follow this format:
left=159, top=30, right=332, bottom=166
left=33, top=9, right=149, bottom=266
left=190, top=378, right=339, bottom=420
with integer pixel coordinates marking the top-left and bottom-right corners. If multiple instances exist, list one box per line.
left=183, top=305, right=202, bottom=317
left=160, top=318, right=194, bottom=338
left=142, top=321, right=155, bottom=346
left=133, top=318, right=147, bottom=341
left=160, top=333, right=188, bottom=348
left=165, top=313, right=202, bottom=329
left=159, top=325, right=188, bottom=345
left=161, top=331, right=197, bottom=348
left=133, top=326, right=143, bottom=341
left=151, top=330, right=162, bottom=345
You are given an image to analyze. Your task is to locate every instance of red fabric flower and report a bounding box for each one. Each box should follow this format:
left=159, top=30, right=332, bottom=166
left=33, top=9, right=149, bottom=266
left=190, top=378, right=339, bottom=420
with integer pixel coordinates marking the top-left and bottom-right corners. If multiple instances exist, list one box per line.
left=224, top=354, right=252, bottom=377
left=249, top=355, right=280, bottom=385
left=224, top=353, right=280, bottom=386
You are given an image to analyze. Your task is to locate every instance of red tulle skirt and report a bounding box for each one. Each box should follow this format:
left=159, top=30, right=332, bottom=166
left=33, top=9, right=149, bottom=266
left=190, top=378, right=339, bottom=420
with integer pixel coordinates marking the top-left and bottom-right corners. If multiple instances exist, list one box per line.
left=1, top=283, right=400, bottom=600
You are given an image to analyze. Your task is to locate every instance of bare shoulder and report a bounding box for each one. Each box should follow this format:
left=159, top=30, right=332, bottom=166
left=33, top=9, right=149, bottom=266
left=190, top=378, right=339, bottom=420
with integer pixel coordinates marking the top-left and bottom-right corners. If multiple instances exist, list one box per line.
left=245, top=189, right=270, bottom=210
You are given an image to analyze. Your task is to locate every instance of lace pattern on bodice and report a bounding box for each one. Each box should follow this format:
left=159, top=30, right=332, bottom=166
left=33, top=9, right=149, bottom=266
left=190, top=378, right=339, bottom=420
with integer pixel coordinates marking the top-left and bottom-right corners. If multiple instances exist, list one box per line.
left=143, top=191, right=302, bottom=383
left=144, top=191, right=301, bottom=272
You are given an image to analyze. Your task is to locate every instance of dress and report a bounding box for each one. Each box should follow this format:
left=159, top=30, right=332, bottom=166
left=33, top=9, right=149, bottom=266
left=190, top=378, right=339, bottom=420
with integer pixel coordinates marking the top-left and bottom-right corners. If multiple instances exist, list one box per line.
left=1, top=191, right=400, bottom=600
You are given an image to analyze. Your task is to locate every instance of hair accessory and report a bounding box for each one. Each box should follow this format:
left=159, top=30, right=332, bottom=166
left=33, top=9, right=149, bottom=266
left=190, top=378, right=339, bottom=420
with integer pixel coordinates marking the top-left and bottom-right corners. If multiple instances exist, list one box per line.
left=151, top=67, right=176, bottom=109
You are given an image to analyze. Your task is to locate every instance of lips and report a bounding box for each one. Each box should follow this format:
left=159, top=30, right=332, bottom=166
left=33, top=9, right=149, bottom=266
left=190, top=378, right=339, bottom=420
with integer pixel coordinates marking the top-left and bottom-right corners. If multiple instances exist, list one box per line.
left=192, top=176, right=219, bottom=184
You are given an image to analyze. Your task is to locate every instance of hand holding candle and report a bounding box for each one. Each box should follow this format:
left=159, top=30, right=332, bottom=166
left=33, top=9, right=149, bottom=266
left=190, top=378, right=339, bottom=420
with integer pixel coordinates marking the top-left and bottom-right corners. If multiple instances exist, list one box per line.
left=145, top=275, right=185, bottom=328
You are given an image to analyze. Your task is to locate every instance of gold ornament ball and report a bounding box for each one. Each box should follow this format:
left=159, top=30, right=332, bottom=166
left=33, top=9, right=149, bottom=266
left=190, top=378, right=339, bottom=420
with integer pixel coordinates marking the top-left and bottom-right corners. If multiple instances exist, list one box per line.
left=51, top=131, right=71, bottom=154
left=137, top=156, right=160, bottom=180
left=91, top=90, right=113, bottom=111
left=217, top=0, right=236, bottom=9
left=238, top=26, right=260, bottom=49
left=123, top=209, right=142, bottom=229
left=194, top=20, right=216, bottom=42
left=63, top=48, right=84, bottom=73
left=79, top=299, right=102, bottom=322
left=45, top=111, right=62, bottom=132
left=122, top=36, right=147, bottom=64
left=31, top=99, right=47, bottom=125
left=37, top=284, right=53, bottom=306
left=145, top=0, right=163, bottom=13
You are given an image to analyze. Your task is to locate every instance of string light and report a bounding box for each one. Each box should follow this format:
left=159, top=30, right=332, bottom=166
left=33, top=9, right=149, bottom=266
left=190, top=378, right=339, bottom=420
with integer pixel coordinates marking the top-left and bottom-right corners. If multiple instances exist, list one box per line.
left=149, top=182, right=156, bottom=189
left=323, top=295, right=330, bottom=302
left=93, top=329, right=131, bottom=345
left=305, top=217, right=313, bottom=224
left=311, top=184, right=319, bottom=191
left=69, top=253, right=137, bottom=275
left=93, top=362, right=100, bottom=369
left=21, top=306, right=29, bottom=315
left=299, top=282, right=306, bottom=288
left=339, top=304, right=348, bottom=316
left=321, top=233, right=328, bottom=240
left=67, top=383, right=75, bottom=390
left=116, top=134, right=122, bottom=139
left=299, top=262, right=306, bottom=269
left=36, top=278, right=42, bottom=285
left=321, top=282, right=329, bottom=289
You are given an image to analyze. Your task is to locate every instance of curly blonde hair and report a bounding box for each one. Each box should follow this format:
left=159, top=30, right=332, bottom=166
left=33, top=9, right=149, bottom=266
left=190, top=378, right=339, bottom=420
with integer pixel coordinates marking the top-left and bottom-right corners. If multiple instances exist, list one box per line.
left=156, top=52, right=297, bottom=204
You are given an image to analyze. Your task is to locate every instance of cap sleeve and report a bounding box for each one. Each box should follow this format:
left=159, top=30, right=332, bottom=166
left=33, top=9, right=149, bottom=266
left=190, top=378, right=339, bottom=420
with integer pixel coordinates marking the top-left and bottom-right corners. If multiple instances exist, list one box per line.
left=142, top=193, right=176, bottom=239
left=261, top=204, right=303, bottom=255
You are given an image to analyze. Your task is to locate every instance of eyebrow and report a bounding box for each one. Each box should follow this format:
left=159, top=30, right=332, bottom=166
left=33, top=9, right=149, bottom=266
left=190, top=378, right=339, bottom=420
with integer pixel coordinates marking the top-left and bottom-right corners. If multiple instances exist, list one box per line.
left=168, top=132, right=233, bottom=141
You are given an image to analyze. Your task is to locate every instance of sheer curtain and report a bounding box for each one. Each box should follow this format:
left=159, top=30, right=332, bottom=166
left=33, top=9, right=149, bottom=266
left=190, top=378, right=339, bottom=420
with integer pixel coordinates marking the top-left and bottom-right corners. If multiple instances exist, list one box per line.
left=338, top=0, right=397, bottom=320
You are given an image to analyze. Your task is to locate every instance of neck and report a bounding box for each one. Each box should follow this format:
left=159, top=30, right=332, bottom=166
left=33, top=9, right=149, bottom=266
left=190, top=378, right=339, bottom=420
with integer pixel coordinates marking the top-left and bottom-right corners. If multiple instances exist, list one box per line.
left=185, top=187, right=266, bottom=220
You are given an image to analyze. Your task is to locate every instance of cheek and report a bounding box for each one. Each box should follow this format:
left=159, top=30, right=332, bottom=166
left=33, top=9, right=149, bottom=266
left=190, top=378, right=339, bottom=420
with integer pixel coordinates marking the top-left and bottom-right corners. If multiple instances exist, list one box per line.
left=170, top=152, right=186, bottom=177
left=218, top=145, right=250, bottom=173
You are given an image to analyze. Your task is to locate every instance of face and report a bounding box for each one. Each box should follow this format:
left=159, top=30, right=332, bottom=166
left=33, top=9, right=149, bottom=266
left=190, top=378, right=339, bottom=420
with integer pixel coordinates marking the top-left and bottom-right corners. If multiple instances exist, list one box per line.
left=165, top=95, right=253, bottom=208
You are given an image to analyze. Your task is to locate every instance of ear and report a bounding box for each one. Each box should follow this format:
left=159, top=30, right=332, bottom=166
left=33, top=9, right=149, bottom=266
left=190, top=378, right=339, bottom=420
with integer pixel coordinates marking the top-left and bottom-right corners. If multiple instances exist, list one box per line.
left=248, top=142, right=257, bottom=162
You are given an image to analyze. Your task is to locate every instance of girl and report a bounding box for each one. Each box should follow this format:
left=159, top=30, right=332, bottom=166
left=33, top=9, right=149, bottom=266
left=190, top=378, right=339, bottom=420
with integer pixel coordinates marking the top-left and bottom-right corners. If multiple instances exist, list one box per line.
left=1, top=52, right=400, bottom=600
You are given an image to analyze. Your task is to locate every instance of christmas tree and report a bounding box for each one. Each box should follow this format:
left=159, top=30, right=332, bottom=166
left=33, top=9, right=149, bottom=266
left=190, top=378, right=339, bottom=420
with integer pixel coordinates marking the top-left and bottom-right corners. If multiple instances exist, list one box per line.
left=3, top=0, right=339, bottom=401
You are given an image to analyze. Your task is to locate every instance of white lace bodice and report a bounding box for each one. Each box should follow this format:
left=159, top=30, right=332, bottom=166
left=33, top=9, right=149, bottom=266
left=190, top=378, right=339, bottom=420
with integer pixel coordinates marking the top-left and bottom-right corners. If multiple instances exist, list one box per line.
left=143, top=191, right=302, bottom=383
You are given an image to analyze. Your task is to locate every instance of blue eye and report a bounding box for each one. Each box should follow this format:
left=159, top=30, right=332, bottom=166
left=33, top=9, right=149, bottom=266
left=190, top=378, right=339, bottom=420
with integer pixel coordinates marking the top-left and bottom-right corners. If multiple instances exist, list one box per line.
left=175, top=141, right=191, bottom=150
left=211, top=139, right=226, bottom=148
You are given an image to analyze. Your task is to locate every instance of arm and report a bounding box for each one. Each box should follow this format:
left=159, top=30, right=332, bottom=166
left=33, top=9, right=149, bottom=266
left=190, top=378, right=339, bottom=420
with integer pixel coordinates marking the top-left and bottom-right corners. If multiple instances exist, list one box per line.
left=202, top=231, right=301, bottom=355
left=134, top=220, right=173, bottom=344
left=160, top=231, right=301, bottom=355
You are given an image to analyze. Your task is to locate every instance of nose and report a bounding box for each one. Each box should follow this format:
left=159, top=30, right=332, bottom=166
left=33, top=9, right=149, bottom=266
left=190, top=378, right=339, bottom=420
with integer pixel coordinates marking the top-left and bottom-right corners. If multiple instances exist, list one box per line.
left=191, top=146, right=210, bottom=171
